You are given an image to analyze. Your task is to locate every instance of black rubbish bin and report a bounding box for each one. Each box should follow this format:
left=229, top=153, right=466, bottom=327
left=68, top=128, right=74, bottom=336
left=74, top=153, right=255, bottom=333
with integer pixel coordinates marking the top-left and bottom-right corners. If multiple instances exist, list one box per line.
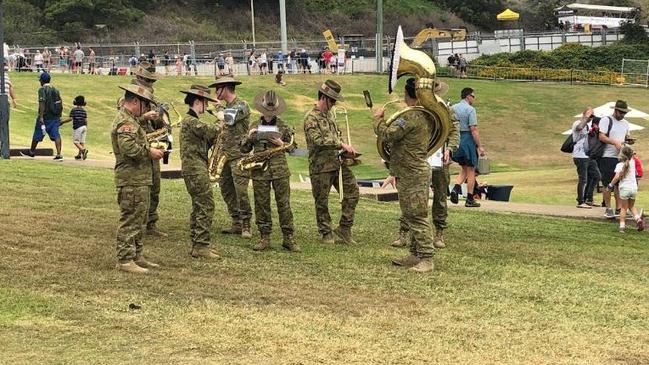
left=486, top=185, right=514, bottom=202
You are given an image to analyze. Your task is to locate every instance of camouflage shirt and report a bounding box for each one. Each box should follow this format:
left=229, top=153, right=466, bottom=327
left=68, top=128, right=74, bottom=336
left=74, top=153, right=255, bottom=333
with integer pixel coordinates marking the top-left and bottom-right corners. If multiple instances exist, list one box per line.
left=373, top=107, right=432, bottom=178
left=303, top=105, right=343, bottom=174
left=221, top=96, right=251, bottom=161
left=241, top=116, right=295, bottom=180
left=180, top=110, right=221, bottom=176
left=447, top=108, right=460, bottom=151
left=111, top=108, right=152, bottom=187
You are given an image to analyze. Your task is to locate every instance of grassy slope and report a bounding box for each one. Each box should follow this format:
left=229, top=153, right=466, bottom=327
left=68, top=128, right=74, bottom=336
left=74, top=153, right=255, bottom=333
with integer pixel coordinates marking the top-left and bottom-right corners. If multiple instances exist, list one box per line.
left=8, top=72, right=649, bottom=205
left=0, top=161, right=648, bottom=364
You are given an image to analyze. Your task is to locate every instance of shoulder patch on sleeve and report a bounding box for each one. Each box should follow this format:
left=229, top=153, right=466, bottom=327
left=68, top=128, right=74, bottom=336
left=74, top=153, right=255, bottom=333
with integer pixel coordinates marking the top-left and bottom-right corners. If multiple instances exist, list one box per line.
left=117, top=124, right=133, bottom=133
left=396, top=118, right=407, bottom=128
left=304, top=117, right=318, bottom=130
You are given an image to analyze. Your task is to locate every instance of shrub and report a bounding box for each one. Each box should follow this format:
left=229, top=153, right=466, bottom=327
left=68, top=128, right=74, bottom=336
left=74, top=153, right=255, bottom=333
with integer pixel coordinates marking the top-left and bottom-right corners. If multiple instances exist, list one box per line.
left=471, top=42, right=649, bottom=72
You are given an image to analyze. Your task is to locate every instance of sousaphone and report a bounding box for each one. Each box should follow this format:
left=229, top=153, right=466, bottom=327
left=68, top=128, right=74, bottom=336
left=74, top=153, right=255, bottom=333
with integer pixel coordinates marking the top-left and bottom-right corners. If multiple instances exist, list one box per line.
left=377, top=26, right=452, bottom=162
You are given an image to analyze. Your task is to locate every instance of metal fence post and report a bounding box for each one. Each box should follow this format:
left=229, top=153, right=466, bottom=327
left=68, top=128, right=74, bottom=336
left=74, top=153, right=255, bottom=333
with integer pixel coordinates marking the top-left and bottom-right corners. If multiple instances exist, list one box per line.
left=570, top=69, right=573, bottom=85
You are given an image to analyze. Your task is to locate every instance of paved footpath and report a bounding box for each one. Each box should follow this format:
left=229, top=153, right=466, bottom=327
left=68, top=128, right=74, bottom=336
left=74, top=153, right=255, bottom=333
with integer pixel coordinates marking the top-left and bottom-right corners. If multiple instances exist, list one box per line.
left=18, top=155, right=625, bottom=221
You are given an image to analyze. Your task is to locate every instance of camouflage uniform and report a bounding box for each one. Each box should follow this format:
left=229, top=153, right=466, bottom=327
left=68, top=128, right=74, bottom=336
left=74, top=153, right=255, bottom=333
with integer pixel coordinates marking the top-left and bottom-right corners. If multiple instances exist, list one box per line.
left=374, top=108, right=434, bottom=259
left=398, top=109, right=460, bottom=235
left=304, top=105, right=359, bottom=237
left=180, top=110, right=221, bottom=248
left=131, top=80, right=165, bottom=232
left=241, top=117, right=295, bottom=237
left=219, top=97, right=252, bottom=227
left=431, top=111, right=459, bottom=232
left=111, top=108, right=152, bottom=262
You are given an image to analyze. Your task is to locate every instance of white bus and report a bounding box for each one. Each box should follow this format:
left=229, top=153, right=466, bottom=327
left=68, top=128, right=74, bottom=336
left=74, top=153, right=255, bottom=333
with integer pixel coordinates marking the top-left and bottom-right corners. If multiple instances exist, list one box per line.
left=555, top=3, right=638, bottom=30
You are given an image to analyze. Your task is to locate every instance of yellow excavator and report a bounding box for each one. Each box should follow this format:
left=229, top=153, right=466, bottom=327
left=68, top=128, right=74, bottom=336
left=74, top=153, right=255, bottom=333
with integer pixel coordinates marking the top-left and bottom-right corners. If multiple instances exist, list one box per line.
left=410, top=24, right=467, bottom=48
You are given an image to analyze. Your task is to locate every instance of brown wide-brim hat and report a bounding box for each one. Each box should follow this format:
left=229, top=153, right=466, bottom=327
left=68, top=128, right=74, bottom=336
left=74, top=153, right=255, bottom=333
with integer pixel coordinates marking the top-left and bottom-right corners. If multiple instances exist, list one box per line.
left=134, top=63, right=159, bottom=81
left=119, top=84, right=155, bottom=103
left=317, top=79, right=344, bottom=101
left=611, top=99, right=630, bottom=113
left=180, top=84, right=218, bottom=103
left=130, top=78, right=153, bottom=93
left=209, top=76, right=242, bottom=88
left=254, top=90, right=286, bottom=116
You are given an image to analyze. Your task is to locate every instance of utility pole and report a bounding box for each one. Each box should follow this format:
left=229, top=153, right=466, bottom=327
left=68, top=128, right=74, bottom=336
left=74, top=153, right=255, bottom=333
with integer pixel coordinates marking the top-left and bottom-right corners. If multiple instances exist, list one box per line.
left=376, top=0, right=383, bottom=73
left=279, top=0, right=288, bottom=53
left=0, top=0, right=10, bottom=159
left=251, top=0, right=256, bottom=48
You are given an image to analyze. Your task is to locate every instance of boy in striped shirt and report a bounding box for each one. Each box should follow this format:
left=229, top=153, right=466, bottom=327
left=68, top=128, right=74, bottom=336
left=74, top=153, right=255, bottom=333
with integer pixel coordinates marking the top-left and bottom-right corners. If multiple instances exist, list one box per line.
left=69, top=95, right=88, bottom=160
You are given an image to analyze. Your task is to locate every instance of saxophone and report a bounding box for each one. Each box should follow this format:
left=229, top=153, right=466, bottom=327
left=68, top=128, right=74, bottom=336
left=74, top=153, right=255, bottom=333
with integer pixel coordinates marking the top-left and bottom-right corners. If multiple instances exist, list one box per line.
left=208, top=128, right=227, bottom=183
left=237, top=134, right=295, bottom=172
left=377, top=26, right=452, bottom=162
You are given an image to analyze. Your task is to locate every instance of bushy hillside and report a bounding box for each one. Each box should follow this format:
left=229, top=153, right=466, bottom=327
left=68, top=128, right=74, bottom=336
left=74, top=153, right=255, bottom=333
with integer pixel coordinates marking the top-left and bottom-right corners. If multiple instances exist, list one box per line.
left=4, top=0, right=466, bottom=44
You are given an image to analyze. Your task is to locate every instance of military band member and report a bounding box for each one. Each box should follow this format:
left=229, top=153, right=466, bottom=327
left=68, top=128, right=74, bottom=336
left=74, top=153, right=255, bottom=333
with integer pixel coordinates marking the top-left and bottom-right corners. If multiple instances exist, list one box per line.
left=241, top=90, right=300, bottom=252
left=179, top=85, right=222, bottom=259
left=391, top=81, right=460, bottom=249
left=132, top=62, right=168, bottom=237
left=208, top=77, right=253, bottom=239
left=303, top=80, right=359, bottom=245
left=374, top=78, right=436, bottom=273
left=112, top=84, right=164, bottom=274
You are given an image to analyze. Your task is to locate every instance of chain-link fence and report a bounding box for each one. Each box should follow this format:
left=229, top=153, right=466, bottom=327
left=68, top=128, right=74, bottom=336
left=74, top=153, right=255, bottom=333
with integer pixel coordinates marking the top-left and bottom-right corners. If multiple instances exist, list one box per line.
left=6, top=37, right=391, bottom=75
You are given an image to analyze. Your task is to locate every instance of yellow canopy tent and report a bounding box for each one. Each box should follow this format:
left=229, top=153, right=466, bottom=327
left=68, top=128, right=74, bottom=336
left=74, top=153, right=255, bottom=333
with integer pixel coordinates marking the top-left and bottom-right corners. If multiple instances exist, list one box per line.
left=497, top=9, right=520, bottom=21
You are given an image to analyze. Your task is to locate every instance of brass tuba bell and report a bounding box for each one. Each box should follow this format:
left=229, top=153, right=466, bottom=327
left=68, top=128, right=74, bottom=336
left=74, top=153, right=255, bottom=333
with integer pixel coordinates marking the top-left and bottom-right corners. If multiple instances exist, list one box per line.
left=377, top=26, right=452, bottom=162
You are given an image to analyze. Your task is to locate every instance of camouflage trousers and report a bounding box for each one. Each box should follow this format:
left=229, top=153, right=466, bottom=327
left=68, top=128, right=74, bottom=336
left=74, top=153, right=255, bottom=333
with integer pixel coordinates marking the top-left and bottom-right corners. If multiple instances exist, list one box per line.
left=252, top=177, right=294, bottom=236
left=396, top=174, right=434, bottom=259
left=399, top=165, right=450, bottom=234
left=116, top=185, right=151, bottom=262
left=310, top=166, right=359, bottom=236
left=147, top=161, right=161, bottom=230
left=184, top=172, right=215, bottom=248
left=219, top=159, right=252, bottom=222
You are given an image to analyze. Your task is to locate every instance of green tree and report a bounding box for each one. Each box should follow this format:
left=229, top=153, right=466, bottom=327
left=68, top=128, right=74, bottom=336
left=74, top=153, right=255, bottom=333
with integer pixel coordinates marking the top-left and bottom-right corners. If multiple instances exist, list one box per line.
left=442, top=0, right=507, bottom=31
left=620, top=21, right=649, bottom=44
left=4, top=0, right=56, bottom=44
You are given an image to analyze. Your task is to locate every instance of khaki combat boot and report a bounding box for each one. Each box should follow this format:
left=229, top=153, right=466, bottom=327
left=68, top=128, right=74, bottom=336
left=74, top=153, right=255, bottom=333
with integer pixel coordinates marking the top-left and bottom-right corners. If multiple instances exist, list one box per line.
left=191, top=246, right=221, bottom=259
left=391, top=254, right=421, bottom=268
left=334, top=226, right=357, bottom=245
left=321, top=232, right=335, bottom=244
left=391, top=230, right=408, bottom=247
left=221, top=220, right=242, bottom=235
left=253, top=234, right=271, bottom=251
left=409, top=258, right=434, bottom=273
left=282, top=234, right=301, bottom=252
left=134, top=255, right=160, bottom=269
left=433, top=230, right=446, bottom=249
left=116, top=260, right=149, bottom=274
left=241, top=220, right=252, bottom=239
left=146, top=226, right=168, bottom=238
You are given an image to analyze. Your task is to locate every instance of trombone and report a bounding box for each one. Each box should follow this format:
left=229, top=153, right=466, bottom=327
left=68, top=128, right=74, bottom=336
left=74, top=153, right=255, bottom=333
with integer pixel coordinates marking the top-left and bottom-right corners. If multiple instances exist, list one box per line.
left=333, top=106, right=361, bottom=203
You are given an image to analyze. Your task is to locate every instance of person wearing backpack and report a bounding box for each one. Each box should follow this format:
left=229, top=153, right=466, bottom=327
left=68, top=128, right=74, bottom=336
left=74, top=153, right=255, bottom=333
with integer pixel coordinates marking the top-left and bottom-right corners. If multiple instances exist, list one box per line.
left=20, top=72, right=63, bottom=161
left=571, top=107, right=601, bottom=208
left=597, top=100, right=633, bottom=219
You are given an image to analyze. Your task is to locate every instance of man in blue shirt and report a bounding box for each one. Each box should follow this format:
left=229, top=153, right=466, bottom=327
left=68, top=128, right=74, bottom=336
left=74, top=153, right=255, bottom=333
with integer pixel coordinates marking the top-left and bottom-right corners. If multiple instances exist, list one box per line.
left=21, top=73, right=63, bottom=161
left=450, top=87, right=485, bottom=207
